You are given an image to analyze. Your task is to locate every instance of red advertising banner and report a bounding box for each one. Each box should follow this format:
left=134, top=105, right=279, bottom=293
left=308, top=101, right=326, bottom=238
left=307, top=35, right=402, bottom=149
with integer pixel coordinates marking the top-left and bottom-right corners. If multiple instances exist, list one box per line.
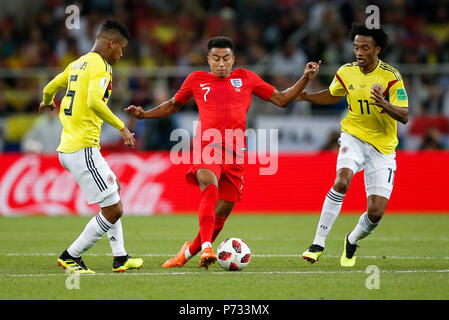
left=0, top=151, right=448, bottom=215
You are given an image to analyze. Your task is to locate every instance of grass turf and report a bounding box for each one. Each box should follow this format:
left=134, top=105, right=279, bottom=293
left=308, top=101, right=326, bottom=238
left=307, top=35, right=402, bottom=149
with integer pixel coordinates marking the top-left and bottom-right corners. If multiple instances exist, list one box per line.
left=0, top=214, right=448, bottom=300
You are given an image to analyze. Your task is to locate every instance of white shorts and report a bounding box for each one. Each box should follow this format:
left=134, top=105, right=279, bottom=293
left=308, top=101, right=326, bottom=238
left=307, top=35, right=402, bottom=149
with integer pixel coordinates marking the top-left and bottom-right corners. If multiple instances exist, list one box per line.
left=59, top=147, right=120, bottom=206
left=336, top=132, right=396, bottom=199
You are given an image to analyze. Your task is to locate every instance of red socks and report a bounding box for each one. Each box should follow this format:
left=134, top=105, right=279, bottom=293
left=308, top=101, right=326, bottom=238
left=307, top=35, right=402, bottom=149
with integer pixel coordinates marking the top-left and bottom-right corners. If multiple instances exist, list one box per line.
left=197, top=184, right=219, bottom=248
left=212, top=216, right=228, bottom=243
left=188, top=185, right=229, bottom=256
left=189, top=216, right=228, bottom=256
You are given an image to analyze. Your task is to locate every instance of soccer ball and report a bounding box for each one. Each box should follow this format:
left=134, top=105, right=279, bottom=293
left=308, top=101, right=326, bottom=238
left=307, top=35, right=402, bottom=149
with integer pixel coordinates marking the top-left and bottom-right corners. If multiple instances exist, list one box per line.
left=217, top=238, right=251, bottom=271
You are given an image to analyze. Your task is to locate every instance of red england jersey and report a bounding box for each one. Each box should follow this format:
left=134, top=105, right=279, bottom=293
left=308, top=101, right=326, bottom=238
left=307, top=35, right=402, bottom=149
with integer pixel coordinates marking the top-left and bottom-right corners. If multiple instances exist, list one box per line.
left=174, top=68, right=275, bottom=162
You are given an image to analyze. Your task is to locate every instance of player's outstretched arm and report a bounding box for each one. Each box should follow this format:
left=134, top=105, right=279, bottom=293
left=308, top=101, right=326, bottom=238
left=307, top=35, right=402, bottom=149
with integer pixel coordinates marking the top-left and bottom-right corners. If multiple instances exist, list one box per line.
left=124, top=98, right=184, bottom=120
left=269, top=60, right=321, bottom=108
left=369, top=86, right=409, bottom=124
left=296, top=89, right=343, bottom=105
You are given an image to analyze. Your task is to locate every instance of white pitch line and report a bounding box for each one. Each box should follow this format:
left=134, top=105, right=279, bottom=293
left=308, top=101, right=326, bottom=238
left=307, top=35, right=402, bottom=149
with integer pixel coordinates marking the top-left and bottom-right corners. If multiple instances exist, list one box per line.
left=249, top=237, right=449, bottom=242
left=4, top=253, right=449, bottom=260
left=1, top=269, right=449, bottom=278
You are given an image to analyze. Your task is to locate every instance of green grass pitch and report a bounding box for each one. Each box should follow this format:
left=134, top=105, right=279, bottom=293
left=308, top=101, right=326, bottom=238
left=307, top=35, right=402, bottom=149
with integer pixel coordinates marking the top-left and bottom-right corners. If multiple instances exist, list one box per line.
left=0, top=214, right=448, bottom=300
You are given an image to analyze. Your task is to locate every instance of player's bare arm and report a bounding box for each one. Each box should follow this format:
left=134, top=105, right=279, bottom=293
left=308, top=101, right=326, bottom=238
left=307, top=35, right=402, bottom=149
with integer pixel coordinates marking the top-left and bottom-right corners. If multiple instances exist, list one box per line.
left=269, top=60, right=321, bottom=107
left=369, top=86, right=409, bottom=124
left=296, top=88, right=343, bottom=105
left=124, top=97, right=184, bottom=119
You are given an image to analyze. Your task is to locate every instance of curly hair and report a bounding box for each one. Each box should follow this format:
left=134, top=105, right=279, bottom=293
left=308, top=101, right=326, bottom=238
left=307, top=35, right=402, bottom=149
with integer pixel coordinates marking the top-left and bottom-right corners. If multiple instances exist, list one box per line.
left=350, top=23, right=388, bottom=56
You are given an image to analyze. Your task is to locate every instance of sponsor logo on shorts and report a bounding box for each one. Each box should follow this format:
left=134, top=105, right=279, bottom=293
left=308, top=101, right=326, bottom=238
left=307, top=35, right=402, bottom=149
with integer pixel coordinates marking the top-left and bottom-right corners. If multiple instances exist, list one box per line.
left=107, top=175, right=115, bottom=185
left=341, top=146, right=348, bottom=154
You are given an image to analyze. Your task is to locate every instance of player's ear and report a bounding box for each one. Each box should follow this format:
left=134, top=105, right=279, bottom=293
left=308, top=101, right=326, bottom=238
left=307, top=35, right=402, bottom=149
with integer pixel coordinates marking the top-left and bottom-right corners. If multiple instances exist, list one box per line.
left=375, top=46, right=381, bottom=56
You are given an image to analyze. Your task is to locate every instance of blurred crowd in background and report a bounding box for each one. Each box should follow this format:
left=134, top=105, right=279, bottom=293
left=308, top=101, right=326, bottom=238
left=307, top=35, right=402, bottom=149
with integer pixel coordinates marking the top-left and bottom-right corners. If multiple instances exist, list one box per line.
left=0, top=0, right=448, bottom=153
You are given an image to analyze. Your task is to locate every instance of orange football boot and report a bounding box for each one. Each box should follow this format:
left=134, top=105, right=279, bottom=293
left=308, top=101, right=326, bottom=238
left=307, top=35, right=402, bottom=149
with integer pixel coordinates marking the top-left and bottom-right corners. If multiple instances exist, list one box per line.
left=198, top=247, right=217, bottom=269
left=161, top=241, right=192, bottom=268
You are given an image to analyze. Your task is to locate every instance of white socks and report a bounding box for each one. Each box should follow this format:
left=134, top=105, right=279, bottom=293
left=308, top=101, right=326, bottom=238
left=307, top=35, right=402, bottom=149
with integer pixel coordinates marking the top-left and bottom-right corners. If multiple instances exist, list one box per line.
left=185, top=248, right=193, bottom=260
left=67, top=212, right=127, bottom=258
left=67, top=212, right=112, bottom=258
left=348, top=212, right=380, bottom=245
left=201, top=241, right=212, bottom=251
left=311, top=188, right=380, bottom=248
left=107, top=218, right=127, bottom=257
left=312, top=188, right=345, bottom=247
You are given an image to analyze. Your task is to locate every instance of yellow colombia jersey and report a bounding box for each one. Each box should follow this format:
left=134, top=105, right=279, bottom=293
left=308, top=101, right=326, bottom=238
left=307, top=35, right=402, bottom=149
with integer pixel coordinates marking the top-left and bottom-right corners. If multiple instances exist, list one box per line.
left=42, top=51, right=124, bottom=153
left=329, top=60, right=408, bottom=154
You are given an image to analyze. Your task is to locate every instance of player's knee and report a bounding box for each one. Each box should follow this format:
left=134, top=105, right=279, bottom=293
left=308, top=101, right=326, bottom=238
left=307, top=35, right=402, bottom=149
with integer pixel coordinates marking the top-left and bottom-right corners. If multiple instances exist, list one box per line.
left=115, top=207, right=123, bottom=220
left=367, top=207, right=384, bottom=223
left=102, top=201, right=123, bottom=224
left=196, top=169, right=218, bottom=190
left=197, top=173, right=216, bottom=185
left=110, top=208, right=123, bottom=223
left=114, top=202, right=124, bottom=218
left=333, top=178, right=350, bottom=194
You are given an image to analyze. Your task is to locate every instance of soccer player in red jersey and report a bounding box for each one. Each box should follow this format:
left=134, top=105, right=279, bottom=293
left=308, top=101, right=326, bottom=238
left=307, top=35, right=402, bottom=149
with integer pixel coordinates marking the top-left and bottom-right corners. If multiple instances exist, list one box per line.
left=125, top=36, right=320, bottom=269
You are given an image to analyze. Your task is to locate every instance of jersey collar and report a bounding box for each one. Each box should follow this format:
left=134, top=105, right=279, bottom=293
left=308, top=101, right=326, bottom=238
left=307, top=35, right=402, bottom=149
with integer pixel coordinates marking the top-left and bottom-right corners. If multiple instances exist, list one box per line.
left=358, top=59, right=381, bottom=76
left=208, top=69, right=234, bottom=79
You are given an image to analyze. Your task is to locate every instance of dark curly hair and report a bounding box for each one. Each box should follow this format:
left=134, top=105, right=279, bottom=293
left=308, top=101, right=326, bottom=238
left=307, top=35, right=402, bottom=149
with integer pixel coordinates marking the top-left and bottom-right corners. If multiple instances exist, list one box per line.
left=350, top=23, right=388, bottom=57
left=98, top=19, right=130, bottom=41
left=207, top=36, right=235, bottom=53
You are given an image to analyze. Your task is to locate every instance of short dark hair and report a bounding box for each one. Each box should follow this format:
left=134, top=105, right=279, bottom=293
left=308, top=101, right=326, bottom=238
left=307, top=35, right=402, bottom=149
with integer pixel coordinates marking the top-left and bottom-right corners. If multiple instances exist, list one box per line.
left=350, top=24, right=388, bottom=55
left=98, top=19, right=130, bottom=41
left=207, top=36, right=235, bottom=53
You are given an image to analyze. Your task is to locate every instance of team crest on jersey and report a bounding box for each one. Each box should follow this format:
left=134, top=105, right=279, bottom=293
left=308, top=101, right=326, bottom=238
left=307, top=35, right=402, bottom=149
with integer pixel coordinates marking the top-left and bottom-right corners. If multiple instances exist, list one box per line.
left=371, top=83, right=383, bottom=93
left=230, top=78, right=243, bottom=88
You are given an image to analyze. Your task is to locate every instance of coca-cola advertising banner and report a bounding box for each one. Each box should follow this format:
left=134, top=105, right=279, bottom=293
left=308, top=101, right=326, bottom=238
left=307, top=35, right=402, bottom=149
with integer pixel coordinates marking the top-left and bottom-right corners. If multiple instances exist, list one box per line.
left=0, top=151, right=448, bottom=216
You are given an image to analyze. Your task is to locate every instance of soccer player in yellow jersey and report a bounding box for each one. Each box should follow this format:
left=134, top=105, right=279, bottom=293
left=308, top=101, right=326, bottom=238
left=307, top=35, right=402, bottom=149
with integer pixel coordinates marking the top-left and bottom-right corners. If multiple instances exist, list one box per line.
left=39, top=20, right=143, bottom=273
left=298, top=24, right=409, bottom=267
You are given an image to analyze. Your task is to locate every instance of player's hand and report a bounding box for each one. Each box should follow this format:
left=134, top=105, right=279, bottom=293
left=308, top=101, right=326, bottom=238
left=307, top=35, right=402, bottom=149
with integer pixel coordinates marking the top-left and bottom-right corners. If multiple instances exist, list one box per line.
left=39, top=101, right=56, bottom=114
left=119, top=126, right=136, bottom=148
left=369, top=86, right=387, bottom=108
left=124, top=105, right=146, bottom=119
left=296, top=90, right=308, bottom=101
left=303, top=60, right=321, bottom=80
